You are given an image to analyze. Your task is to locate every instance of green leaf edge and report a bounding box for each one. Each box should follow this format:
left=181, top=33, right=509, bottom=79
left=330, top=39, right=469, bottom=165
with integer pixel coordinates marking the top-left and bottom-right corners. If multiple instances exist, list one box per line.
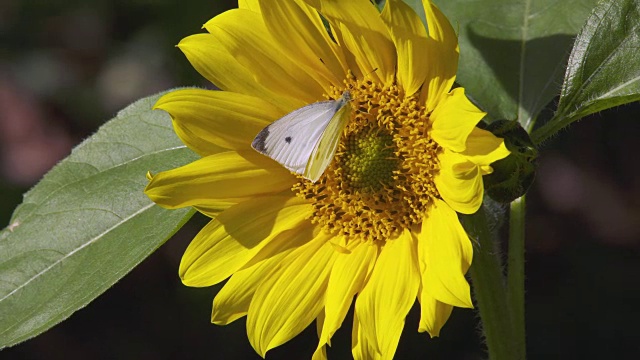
left=0, top=91, right=198, bottom=348
left=532, top=0, right=640, bottom=144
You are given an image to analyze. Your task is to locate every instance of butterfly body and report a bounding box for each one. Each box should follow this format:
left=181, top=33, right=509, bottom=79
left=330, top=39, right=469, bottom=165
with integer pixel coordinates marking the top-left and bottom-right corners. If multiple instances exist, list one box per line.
left=251, top=91, right=352, bottom=182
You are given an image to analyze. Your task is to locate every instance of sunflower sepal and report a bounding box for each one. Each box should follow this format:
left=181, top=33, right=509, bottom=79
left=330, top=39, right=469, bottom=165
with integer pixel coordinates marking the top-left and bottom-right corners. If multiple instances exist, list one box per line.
left=480, top=120, right=538, bottom=203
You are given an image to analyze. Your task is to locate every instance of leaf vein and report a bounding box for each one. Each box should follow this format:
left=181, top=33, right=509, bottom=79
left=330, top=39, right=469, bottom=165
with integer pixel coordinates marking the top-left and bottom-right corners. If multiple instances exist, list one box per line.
left=11, top=145, right=186, bottom=225
left=576, top=24, right=638, bottom=108
left=0, top=202, right=155, bottom=307
left=517, top=0, right=532, bottom=123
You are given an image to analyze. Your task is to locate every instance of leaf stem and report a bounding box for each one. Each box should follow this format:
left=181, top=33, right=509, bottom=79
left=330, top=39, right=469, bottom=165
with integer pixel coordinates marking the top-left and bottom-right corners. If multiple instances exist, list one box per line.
left=507, top=196, right=526, bottom=358
left=531, top=113, right=564, bottom=144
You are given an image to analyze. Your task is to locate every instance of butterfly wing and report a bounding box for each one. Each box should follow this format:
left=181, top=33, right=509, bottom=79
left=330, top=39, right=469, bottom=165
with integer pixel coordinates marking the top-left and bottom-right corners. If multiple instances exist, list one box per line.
left=304, top=100, right=352, bottom=182
left=251, top=99, right=340, bottom=175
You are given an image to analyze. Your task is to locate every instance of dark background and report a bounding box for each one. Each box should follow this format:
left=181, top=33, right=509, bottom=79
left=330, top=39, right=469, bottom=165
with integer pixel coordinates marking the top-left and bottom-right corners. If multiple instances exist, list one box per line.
left=1, top=0, right=639, bottom=359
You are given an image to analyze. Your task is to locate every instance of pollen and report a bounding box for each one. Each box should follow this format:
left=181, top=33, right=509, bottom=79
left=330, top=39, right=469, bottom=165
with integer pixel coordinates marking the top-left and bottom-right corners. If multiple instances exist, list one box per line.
left=294, top=73, right=442, bottom=242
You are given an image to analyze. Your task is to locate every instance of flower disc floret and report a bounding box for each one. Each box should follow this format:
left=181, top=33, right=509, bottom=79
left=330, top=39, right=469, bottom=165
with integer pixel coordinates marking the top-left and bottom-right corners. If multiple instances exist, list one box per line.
left=294, top=74, right=443, bottom=242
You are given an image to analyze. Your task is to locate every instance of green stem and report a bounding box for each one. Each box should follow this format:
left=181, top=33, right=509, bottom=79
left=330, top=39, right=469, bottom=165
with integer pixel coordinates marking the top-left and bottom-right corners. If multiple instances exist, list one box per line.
left=530, top=113, right=564, bottom=145
left=507, top=196, right=526, bottom=358
left=465, top=206, right=525, bottom=360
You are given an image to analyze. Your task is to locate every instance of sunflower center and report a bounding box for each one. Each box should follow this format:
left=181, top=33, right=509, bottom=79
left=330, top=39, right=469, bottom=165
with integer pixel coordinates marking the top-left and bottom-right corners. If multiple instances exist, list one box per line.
left=293, top=73, right=443, bottom=242
left=342, top=130, right=396, bottom=191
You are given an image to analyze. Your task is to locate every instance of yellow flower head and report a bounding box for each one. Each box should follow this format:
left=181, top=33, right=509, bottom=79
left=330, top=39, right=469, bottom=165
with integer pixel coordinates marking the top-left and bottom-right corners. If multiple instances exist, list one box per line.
left=145, top=0, right=509, bottom=358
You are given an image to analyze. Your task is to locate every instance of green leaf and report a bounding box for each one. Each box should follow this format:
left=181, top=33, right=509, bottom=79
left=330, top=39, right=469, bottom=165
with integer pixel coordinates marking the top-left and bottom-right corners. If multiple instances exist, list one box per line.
left=0, top=91, right=198, bottom=348
left=432, top=0, right=599, bottom=128
left=533, top=0, right=640, bottom=144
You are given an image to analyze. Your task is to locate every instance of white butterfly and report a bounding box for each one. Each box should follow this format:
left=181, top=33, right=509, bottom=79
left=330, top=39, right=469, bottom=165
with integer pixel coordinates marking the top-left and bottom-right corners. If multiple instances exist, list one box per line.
left=251, top=91, right=352, bottom=182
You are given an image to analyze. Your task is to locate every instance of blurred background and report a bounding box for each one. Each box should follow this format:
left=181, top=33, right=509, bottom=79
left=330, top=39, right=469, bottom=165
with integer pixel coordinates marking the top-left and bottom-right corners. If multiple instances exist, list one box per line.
left=1, top=0, right=639, bottom=359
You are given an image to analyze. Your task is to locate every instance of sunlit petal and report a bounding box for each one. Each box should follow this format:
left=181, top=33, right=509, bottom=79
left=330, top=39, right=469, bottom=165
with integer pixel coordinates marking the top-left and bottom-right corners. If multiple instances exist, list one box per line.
left=355, top=230, right=420, bottom=358
left=381, top=0, right=429, bottom=96
left=247, top=232, right=335, bottom=357
left=179, top=196, right=312, bottom=287
left=419, top=199, right=473, bottom=308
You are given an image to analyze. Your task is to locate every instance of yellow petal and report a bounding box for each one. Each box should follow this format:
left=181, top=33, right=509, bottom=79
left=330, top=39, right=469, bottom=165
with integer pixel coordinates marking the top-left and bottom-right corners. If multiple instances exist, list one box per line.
left=431, top=87, right=486, bottom=153
left=435, top=149, right=484, bottom=214
left=351, top=311, right=379, bottom=360
left=193, top=203, right=236, bottom=218
left=315, top=310, right=325, bottom=343
left=303, top=0, right=320, bottom=7
left=204, top=9, right=325, bottom=108
left=211, top=225, right=317, bottom=324
left=480, top=164, right=494, bottom=175
left=177, top=34, right=294, bottom=113
left=257, top=0, right=347, bottom=89
left=238, top=0, right=259, bottom=12
left=460, top=127, right=510, bottom=166
left=154, top=89, right=281, bottom=154
left=179, top=195, right=312, bottom=287
left=211, top=247, right=291, bottom=325
left=420, top=1, right=459, bottom=111
left=315, top=241, right=377, bottom=356
left=418, top=289, right=453, bottom=337
left=312, top=337, right=328, bottom=360
left=354, top=230, right=420, bottom=358
left=247, top=232, right=336, bottom=357
left=241, top=221, right=319, bottom=271
left=145, top=151, right=295, bottom=210
left=380, top=0, right=429, bottom=96
left=419, top=199, right=473, bottom=308
left=313, top=0, right=396, bottom=84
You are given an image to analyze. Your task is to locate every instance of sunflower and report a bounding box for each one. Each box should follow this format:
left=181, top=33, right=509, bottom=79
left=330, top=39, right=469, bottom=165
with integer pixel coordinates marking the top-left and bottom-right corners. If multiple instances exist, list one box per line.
left=145, top=0, right=509, bottom=358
